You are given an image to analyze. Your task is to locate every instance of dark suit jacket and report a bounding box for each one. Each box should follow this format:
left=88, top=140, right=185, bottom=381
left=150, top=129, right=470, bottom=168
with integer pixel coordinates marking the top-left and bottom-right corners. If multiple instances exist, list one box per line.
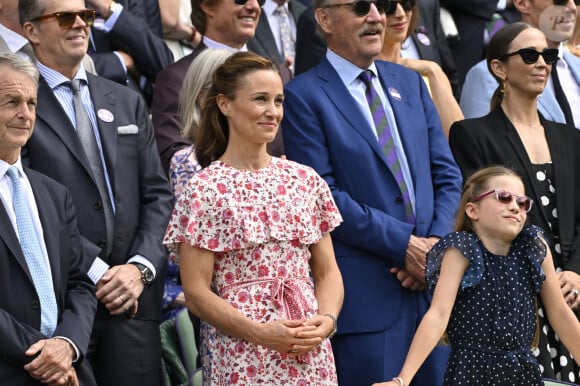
left=90, top=0, right=173, bottom=102
left=282, top=58, right=462, bottom=334
left=247, top=0, right=307, bottom=64
left=0, top=168, right=96, bottom=385
left=22, top=73, right=173, bottom=320
left=449, top=107, right=580, bottom=273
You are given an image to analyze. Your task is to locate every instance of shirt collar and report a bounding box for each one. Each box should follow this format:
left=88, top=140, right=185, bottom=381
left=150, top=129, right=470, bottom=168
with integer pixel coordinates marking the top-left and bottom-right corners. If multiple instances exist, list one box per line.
left=0, top=158, right=24, bottom=180
left=264, top=0, right=289, bottom=16
left=36, top=61, right=89, bottom=91
left=326, top=49, right=379, bottom=86
left=202, top=36, right=248, bottom=52
left=0, top=23, right=29, bottom=54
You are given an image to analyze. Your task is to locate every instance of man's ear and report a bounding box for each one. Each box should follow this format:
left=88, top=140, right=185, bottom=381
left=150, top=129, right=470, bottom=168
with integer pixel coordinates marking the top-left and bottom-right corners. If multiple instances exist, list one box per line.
left=200, top=2, right=215, bottom=18
left=513, top=0, right=531, bottom=17
left=22, top=21, right=40, bottom=45
left=314, top=8, right=331, bottom=35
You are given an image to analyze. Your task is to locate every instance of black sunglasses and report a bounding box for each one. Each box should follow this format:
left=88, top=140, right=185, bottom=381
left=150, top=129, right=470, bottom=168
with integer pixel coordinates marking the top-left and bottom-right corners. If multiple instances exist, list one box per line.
left=323, top=0, right=392, bottom=17
left=234, top=0, right=266, bottom=7
left=31, top=9, right=96, bottom=28
left=385, top=0, right=416, bottom=15
left=553, top=0, right=570, bottom=4
left=500, top=48, right=559, bottom=65
left=472, top=189, right=534, bottom=212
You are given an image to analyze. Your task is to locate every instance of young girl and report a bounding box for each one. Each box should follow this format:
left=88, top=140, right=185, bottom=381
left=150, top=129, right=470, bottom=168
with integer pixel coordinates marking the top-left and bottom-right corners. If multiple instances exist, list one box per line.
left=374, top=166, right=580, bottom=386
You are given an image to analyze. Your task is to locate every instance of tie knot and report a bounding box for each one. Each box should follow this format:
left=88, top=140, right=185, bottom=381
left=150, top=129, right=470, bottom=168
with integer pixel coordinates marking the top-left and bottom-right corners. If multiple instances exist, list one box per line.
left=358, top=70, right=374, bottom=87
left=274, top=4, right=287, bottom=15
left=6, top=166, right=19, bottom=182
left=69, top=79, right=83, bottom=93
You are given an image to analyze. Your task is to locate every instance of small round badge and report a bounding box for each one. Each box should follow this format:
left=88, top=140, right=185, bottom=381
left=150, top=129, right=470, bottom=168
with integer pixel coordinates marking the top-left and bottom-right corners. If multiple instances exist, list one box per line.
left=97, top=108, right=114, bottom=123
left=417, top=32, right=431, bottom=46
left=388, top=87, right=402, bottom=101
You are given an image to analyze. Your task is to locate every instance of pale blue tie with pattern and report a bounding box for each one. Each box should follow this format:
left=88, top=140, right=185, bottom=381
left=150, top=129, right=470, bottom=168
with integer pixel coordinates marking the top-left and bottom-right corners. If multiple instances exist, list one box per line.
left=274, top=4, right=295, bottom=71
left=7, top=166, right=58, bottom=336
left=358, top=70, right=415, bottom=224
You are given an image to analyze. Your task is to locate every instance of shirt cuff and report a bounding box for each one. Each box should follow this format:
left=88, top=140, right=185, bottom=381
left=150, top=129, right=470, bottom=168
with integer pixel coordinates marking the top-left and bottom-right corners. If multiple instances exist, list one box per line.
left=128, top=255, right=157, bottom=278
left=101, top=3, right=123, bottom=32
left=52, top=337, right=80, bottom=362
left=87, top=257, right=110, bottom=284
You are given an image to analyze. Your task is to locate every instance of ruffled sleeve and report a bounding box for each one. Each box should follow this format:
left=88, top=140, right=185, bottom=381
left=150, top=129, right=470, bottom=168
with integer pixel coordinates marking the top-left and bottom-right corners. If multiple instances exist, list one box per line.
left=426, top=231, right=485, bottom=292
left=163, top=159, right=343, bottom=254
left=511, top=225, right=547, bottom=293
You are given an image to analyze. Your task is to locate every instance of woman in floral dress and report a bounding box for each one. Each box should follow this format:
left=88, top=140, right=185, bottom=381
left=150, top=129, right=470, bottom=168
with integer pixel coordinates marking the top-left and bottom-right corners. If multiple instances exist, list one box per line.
left=164, top=52, right=344, bottom=385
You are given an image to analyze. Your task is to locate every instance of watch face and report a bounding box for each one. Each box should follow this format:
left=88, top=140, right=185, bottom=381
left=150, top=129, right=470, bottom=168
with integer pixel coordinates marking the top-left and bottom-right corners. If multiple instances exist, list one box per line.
left=143, top=269, right=154, bottom=283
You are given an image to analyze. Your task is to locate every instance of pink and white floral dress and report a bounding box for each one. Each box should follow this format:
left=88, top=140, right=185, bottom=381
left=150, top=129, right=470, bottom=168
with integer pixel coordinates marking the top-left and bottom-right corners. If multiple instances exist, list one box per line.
left=164, top=157, right=343, bottom=386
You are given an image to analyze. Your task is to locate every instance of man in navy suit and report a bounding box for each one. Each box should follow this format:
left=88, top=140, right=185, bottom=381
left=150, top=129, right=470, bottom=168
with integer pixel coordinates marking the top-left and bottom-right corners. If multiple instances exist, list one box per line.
left=0, top=53, right=96, bottom=386
left=19, top=0, right=173, bottom=384
left=282, top=0, right=462, bottom=384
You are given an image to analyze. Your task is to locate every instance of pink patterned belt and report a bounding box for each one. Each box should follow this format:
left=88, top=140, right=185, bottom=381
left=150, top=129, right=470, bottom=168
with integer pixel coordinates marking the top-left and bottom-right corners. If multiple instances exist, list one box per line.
left=221, top=276, right=314, bottom=363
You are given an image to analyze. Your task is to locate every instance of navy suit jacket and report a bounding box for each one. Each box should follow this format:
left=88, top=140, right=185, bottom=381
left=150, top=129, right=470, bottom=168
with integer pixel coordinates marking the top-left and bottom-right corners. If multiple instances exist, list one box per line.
left=282, top=58, right=462, bottom=333
left=22, top=73, right=173, bottom=320
left=0, top=169, right=96, bottom=385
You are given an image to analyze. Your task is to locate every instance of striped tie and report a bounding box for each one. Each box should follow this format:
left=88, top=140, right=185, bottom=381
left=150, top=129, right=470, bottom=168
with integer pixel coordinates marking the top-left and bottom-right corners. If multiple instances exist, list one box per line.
left=359, top=70, right=415, bottom=224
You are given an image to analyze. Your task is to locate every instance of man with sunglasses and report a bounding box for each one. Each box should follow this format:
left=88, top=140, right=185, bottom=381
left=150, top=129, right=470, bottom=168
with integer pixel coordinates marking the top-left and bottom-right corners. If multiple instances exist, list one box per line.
left=461, top=0, right=580, bottom=129
left=151, top=0, right=262, bottom=173
left=18, top=0, right=173, bottom=385
left=281, top=0, right=462, bottom=385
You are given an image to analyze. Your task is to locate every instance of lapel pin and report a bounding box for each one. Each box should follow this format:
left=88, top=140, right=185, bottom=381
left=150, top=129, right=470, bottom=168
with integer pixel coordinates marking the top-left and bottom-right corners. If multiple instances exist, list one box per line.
left=416, top=32, right=431, bottom=46
left=97, top=108, right=114, bottom=123
left=388, top=87, right=402, bottom=101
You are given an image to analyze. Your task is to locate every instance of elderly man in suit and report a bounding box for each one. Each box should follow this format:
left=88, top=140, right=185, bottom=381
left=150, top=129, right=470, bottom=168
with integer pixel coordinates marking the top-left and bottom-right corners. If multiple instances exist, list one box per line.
left=281, top=0, right=462, bottom=384
left=0, top=52, right=96, bottom=386
left=460, top=0, right=580, bottom=129
left=151, top=0, right=262, bottom=172
left=18, top=0, right=173, bottom=385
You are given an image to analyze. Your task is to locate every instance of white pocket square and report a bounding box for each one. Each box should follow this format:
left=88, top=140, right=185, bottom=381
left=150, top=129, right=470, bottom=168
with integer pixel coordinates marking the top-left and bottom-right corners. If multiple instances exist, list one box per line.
left=117, top=124, right=138, bottom=134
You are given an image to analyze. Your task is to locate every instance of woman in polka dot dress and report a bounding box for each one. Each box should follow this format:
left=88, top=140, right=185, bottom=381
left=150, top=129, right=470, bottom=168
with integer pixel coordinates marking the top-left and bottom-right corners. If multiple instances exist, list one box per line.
left=374, top=166, right=580, bottom=386
left=449, top=22, right=580, bottom=382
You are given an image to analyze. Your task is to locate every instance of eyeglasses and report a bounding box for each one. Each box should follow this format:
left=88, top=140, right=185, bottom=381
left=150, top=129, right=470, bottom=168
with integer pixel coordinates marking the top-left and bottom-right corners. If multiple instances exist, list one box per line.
left=472, top=189, right=534, bottom=212
left=234, top=0, right=266, bottom=7
left=322, top=0, right=392, bottom=17
left=553, top=0, right=570, bottom=5
left=31, top=9, right=96, bottom=28
left=500, top=48, right=559, bottom=65
left=385, top=0, right=416, bottom=15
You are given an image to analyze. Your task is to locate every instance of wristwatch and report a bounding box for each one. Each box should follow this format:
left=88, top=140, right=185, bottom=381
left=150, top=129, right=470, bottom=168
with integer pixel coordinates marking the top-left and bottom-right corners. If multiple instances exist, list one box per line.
left=131, top=262, right=154, bottom=286
left=324, top=313, right=338, bottom=339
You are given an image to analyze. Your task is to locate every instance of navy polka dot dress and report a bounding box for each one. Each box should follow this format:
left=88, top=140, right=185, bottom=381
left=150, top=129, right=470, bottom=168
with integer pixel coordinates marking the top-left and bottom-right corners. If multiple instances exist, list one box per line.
left=426, top=225, right=547, bottom=385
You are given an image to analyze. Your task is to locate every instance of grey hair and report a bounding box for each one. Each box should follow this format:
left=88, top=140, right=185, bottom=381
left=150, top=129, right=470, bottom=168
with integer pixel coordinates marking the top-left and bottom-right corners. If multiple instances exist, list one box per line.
left=178, top=49, right=234, bottom=143
left=18, top=0, right=46, bottom=26
left=0, top=53, right=39, bottom=85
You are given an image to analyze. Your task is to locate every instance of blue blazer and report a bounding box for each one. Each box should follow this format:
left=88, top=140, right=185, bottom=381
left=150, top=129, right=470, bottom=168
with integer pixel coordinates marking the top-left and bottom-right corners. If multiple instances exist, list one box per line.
left=460, top=51, right=580, bottom=125
left=282, top=58, right=462, bottom=334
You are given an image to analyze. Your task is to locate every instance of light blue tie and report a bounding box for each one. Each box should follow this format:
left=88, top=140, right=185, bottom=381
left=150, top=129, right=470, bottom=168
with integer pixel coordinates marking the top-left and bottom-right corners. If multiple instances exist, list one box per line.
left=7, top=167, right=58, bottom=336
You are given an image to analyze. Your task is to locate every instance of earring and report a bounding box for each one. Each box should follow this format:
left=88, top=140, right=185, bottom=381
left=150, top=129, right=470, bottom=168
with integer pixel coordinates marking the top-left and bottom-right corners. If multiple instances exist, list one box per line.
left=500, top=78, right=509, bottom=96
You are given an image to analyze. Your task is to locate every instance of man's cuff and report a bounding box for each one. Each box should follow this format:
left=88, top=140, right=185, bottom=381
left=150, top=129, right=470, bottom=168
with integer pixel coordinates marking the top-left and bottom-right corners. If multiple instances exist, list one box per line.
left=127, top=255, right=157, bottom=278
left=112, top=51, right=128, bottom=74
left=101, top=2, right=123, bottom=32
left=52, top=337, right=80, bottom=363
left=87, top=257, right=110, bottom=284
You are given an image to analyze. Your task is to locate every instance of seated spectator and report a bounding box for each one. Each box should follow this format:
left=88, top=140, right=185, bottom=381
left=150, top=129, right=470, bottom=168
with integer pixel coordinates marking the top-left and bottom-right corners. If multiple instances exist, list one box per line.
left=158, top=0, right=201, bottom=61
left=378, top=0, right=463, bottom=137
left=450, top=22, right=580, bottom=382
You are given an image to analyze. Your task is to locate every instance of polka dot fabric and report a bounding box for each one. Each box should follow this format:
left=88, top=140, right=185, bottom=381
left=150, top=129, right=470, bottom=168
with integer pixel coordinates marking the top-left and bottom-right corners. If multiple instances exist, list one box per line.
left=426, top=226, right=547, bottom=385
left=530, top=164, right=580, bottom=383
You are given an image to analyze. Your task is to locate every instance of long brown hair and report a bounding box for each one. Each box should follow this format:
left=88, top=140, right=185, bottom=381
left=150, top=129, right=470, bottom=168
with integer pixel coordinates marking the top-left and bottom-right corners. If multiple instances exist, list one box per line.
left=195, top=52, right=280, bottom=168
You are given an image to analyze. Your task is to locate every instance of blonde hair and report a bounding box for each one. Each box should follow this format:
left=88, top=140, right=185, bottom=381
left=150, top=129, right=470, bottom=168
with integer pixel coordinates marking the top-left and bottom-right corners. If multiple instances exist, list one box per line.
left=178, top=49, right=234, bottom=143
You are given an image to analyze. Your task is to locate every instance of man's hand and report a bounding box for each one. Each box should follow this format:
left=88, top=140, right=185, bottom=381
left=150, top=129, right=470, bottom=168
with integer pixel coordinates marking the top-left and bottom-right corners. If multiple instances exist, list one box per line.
left=404, top=236, right=440, bottom=284
left=84, top=0, right=114, bottom=18
left=390, top=266, right=426, bottom=291
left=24, top=338, right=75, bottom=384
left=96, top=264, right=144, bottom=315
left=557, top=270, right=580, bottom=310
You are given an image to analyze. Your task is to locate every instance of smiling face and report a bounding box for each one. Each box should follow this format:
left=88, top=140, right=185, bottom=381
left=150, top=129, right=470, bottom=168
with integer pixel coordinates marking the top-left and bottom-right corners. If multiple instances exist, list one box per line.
left=217, top=69, right=283, bottom=147
left=491, top=27, right=551, bottom=99
left=467, top=175, right=528, bottom=249
left=0, top=66, right=37, bottom=164
left=203, top=0, right=261, bottom=48
left=315, top=0, right=386, bottom=68
left=384, top=2, right=411, bottom=47
left=22, top=0, right=90, bottom=78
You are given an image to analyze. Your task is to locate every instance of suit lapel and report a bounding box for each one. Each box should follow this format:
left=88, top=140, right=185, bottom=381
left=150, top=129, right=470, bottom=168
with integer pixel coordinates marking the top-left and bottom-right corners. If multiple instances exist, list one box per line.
left=36, top=77, right=94, bottom=176
left=253, top=13, right=283, bottom=63
left=318, top=59, right=387, bottom=164
left=564, top=51, right=580, bottom=87
left=27, top=170, right=61, bottom=290
left=0, top=202, right=33, bottom=281
left=87, top=74, right=117, bottom=191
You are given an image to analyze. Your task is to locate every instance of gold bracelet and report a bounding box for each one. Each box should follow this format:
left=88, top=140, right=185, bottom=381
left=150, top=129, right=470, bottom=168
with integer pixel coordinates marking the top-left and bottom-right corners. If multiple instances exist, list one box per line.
left=392, top=377, right=405, bottom=386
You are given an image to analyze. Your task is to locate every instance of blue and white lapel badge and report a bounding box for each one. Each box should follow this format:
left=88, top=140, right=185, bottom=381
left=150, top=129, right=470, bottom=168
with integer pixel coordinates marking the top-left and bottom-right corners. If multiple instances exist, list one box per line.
left=388, top=87, right=402, bottom=101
